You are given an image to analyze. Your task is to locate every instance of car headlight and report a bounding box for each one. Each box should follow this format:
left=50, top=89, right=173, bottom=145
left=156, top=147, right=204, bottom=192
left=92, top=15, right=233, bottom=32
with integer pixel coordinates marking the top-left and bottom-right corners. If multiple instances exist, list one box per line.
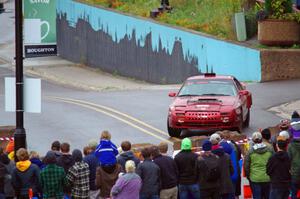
left=235, top=107, right=242, bottom=115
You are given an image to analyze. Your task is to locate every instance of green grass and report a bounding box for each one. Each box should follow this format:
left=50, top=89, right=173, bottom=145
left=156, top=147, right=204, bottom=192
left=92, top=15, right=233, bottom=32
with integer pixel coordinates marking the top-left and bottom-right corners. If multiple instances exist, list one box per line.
left=82, top=0, right=245, bottom=40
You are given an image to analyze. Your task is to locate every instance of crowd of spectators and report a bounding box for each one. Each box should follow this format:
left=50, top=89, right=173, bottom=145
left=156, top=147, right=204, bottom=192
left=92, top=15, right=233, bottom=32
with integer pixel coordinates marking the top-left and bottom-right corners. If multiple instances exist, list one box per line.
left=0, top=111, right=300, bottom=199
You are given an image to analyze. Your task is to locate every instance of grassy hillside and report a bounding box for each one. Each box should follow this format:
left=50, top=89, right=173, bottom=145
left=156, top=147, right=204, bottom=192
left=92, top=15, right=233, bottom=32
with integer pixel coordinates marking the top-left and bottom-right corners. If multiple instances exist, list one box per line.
left=83, top=0, right=248, bottom=40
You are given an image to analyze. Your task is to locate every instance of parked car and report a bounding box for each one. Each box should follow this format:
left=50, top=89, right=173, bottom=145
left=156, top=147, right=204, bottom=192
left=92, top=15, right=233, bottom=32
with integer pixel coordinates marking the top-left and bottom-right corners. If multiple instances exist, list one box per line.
left=167, top=73, right=252, bottom=137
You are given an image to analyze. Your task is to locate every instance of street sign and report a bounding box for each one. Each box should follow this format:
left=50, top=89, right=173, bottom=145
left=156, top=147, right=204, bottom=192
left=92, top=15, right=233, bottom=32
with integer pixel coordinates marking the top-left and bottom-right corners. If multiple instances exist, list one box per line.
left=23, top=0, right=57, bottom=58
left=5, top=77, right=41, bottom=113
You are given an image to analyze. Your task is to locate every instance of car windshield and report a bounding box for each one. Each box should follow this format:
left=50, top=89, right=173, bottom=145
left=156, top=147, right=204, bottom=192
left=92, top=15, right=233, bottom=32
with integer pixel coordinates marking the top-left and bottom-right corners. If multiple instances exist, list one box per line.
left=178, top=79, right=237, bottom=96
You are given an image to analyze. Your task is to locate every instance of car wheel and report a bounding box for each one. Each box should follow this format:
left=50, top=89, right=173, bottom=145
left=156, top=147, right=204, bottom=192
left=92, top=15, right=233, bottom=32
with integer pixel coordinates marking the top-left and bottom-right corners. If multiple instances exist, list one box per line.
left=234, top=115, right=243, bottom=133
left=167, top=122, right=181, bottom=137
left=243, top=109, right=250, bottom=128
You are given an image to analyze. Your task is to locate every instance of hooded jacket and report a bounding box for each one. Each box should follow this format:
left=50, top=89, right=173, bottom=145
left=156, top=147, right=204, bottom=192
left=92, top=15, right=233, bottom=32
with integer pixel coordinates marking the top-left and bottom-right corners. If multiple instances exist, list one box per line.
left=117, top=151, right=140, bottom=172
left=94, top=139, right=118, bottom=166
left=288, top=139, right=300, bottom=181
left=212, top=147, right=234, bottom=195
left=95, top=164, right=122, bottom=197
left=11, top=161, right=41, bottom=196
left=267, top=151, right=291, bottom=189
left=136, top=158, right=160, bottom=195
left=244, top=143, right=273, bottom=183
left=30, top=158, right=45, bottom=170
left=83, top=153, right=99, bottom=190
left=57, top=154, right=75, bottom=173
left=174, top=150, right=198, bottom=185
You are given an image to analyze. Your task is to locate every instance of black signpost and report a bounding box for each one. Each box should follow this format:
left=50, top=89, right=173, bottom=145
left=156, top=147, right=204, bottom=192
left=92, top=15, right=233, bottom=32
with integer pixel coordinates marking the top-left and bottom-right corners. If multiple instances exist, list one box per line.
left=14, top=0, right=27, bottom=158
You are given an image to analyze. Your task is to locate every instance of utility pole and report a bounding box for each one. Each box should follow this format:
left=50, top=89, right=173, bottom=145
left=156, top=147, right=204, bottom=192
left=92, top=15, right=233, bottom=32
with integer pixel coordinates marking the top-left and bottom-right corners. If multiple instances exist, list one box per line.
left=14, top=0, right=26, bottom=157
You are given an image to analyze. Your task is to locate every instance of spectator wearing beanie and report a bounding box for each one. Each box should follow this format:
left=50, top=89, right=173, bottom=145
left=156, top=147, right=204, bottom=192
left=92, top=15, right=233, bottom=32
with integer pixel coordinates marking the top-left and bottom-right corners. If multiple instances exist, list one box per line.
left=51, top=140, right=62, bottom=159
left=83, top=140, right=100, bottom=199
left=244, top=132, right=273, bottom=199
left=288, top=121, right=300, bottom=199
left=174, top=138, right=200, bottom=199
left=94, top=131, right=118, bottom=168
left=111, top=160, right=142, bottom=199
left=117, top=141, right=140, bottom=172
left=40, top=151, right=65, bottom=199
left=136, top=147, right=160, bottom=199
left=213, top=142, right=234, bottom=199
left=152, top=145, right=178, bottom=199
left=261, top=128, right=273, bottom=149
left=210, top=133, right=222, bottom=147
left=267, top=136, right=291, bottom=199
left=66, top=149, right=90, bottom=199
left=57, top=142, right=75, bottom=173
left=197, top=140, right=221, bottom=199
left=11, top=148, right=41, bottom=198
left=291, top=111, right=300, bottom=123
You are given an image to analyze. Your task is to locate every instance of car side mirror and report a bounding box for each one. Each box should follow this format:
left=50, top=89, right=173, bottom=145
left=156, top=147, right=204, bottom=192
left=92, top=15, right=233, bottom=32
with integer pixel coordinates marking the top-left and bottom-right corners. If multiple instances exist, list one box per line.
left=239, top=90, right=249, bottom=96
left=168, top=92, right=177, bottom=97
left=241, top=82, right=246, bottom=90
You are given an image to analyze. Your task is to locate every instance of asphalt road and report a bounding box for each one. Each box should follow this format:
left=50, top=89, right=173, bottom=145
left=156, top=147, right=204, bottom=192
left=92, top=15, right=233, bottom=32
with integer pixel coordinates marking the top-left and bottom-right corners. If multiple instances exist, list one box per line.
left=1, top=66, right=300, bottom=155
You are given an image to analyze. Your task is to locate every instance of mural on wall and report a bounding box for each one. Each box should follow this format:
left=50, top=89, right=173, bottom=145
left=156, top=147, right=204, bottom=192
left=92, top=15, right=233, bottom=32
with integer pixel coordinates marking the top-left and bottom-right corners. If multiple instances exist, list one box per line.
left=57, top=0, right=262, bottom=83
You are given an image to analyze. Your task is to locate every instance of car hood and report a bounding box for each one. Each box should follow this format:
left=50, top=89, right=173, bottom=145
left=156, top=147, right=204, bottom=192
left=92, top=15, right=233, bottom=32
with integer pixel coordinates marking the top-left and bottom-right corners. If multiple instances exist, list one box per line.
left=172, top=96, right=238, bottom=111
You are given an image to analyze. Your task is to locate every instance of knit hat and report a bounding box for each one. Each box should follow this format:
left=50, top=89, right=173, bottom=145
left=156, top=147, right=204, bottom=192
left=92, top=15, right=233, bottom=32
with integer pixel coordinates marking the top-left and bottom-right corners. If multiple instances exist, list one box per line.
left=252, top=132, right=262, bottom=143
left=72, top=149, right=83, bottom=162
left=202, top=140, right=212, bottom=151
left=279, top=130, right=290, bottom=140
left=261, top=128, right=271, bottom=140
left=291, top=121, right=300, bottom=140
left=210, top=133, right=221, bottom=145
left=88, top=139, right=98, bottom=150
left=220, top=141, right=233, bottom=155
left=181, top=138, right=192, bottom=150
left=43, top=151, right=57, bottom=164
left=291, top=111, right=300, bottom=123
left=5, top=140, right=14, bottom=154
left=277, top=136, right=288, bottom=149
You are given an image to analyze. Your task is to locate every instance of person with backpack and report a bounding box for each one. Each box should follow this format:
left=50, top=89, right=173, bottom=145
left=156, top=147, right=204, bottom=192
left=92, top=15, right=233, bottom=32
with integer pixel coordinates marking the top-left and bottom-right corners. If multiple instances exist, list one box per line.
left=197, top=140, right=221, bottom=199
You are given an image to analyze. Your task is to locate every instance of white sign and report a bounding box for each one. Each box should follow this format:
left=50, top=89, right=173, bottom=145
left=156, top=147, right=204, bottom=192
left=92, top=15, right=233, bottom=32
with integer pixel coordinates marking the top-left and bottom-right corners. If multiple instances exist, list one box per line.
left=5, top=77, right=41, bottom=113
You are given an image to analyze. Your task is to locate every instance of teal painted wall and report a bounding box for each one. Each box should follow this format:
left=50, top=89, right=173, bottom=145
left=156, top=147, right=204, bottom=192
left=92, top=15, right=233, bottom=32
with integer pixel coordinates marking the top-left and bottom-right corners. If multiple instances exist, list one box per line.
left=57, top=0, right=261, bottom=82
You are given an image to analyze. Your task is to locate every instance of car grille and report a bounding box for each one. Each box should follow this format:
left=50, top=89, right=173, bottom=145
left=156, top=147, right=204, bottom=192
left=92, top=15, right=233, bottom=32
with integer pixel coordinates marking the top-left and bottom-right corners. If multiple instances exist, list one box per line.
left=185, top=112, right=220, bottom=121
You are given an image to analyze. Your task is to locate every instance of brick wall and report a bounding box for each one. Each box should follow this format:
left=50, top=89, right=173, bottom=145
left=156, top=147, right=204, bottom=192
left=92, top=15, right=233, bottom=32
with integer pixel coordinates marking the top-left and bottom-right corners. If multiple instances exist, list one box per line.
left=261, top=49, right=300, bottom=81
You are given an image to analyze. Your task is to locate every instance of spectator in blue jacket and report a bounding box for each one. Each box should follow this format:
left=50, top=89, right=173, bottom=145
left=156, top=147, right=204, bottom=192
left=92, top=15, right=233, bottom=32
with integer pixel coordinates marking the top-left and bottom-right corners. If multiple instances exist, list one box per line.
left=94, top=131, right=118, bottom=169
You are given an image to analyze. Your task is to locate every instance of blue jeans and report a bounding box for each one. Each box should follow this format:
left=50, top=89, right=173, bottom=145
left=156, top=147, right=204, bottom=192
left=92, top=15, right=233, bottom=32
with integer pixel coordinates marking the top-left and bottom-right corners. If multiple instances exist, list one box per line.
left=139, top=194, right=159, bottom=199
left=178, top=184, right=200, bottom=199
left=291, top=181, right=300, bottom=199
left=269, top=188, right=290, bottom=199
left=250, top=181, right=270, bottom=199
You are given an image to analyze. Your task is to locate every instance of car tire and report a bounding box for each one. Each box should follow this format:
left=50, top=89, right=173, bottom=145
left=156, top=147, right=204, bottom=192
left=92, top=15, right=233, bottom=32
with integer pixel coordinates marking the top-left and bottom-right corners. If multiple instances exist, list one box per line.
left=243, top=109, right=250, bottom=128
left=167, top=122, right=181, bottom=137
left=234, top=115, right=243, bottom=133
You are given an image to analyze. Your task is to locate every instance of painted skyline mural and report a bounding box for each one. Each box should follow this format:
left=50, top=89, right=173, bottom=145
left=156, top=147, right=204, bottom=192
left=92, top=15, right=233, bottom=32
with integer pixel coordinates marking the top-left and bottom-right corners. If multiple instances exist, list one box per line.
left=56, top=0, right=262, bottom=82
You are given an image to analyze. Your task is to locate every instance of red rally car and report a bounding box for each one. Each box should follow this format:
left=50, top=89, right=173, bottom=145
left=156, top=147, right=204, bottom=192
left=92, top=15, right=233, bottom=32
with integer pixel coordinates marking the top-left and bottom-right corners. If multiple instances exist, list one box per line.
left=167, top=73, right=252, bottom=137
